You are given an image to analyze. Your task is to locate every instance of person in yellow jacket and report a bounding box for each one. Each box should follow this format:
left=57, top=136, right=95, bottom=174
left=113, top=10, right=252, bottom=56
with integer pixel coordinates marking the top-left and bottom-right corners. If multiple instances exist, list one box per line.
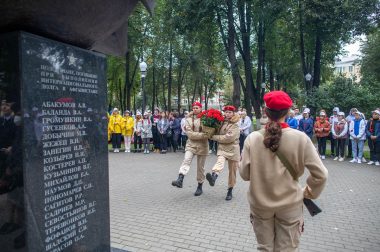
left=122, top=110, right=134, bottom=153
left=107, top=112, right=111, bottom=142
left=108, top=108, right=123, bottom=152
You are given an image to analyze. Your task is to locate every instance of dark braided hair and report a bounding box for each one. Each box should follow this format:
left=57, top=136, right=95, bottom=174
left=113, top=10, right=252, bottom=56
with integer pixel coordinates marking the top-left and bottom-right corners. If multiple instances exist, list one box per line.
left=263, top=107, right=289, bottom=152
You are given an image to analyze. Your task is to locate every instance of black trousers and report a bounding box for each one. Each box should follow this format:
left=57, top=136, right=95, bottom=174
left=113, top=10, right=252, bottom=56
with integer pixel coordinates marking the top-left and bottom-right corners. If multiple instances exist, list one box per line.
left=152, top=126, right=160, bottom=149
left=170, top=133, right=179, bottom=152
left=181, top=135, right=188, bottom=149
left=159, top=133, right=167, bottom=151
left=317, top=137, right=327, bottom=156
left=239, top=134, right=247, bottom=153
left=111, top=133, right=122, bottom=149
left=369, top=138, right=380, bottom=161
left=336, top=138, right=346, bottom=158
left=133, top=133, right=142, bottom=150
left=329, top=133, right=335, bottom=155
left=209, top=140, right=218, bottom=152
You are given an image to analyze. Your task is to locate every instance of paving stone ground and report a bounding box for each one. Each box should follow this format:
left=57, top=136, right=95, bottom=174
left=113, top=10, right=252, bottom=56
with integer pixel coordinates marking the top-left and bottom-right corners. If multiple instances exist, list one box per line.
left=109, top=151, right=380, bottom=252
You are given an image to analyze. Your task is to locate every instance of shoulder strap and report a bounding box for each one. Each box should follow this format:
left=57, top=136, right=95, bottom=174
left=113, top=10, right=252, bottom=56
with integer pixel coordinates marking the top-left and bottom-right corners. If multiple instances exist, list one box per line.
left=258, top=129, right=298, bottom=181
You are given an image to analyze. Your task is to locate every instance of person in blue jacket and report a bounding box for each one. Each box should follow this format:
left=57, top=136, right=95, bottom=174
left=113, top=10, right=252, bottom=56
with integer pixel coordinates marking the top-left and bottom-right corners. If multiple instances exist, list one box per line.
left=286, top=109, right=299, bottom=129
left=366, top=110, right=380, bottom=166
left=299, top=108, right=314, bottom=139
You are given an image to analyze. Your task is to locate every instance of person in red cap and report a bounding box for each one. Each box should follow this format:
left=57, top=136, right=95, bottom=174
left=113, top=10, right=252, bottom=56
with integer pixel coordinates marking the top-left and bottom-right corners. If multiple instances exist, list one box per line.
left=172, top=102, right=210, bottom=196
left=239, top=91, right=328, bottom=251
left=205, top=105, right=240, bottom=200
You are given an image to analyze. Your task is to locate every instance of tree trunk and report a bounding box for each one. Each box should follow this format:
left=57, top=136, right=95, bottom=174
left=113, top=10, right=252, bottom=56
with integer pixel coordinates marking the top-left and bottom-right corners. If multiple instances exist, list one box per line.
left=240, top=76, right=250, bottom=113
left=168, top=42, right=173, bottom=112
left=216, top=2, right=241, bottom=110
left=151, top=64, right=156, bottom=111
left=269, top=68, right=274, bottom=91
left=155, top=69, right=159, bottom=109
left=125, top=51, right=131, bottom=110
left=133, top=91, right=136, bottom=114
left=239, top=0, right=260, bottom=118
left=177, top=63, right=182, bottom=112
left=313, top=34, right=322, bottom=88
left=256, top=20, right=263, bottom=102
left=162, top=70, right=167, bottom=111
left=118, top=79, right=122, bottom=110
left=191, top=80, right=198, bottom=105
left=298, top=0, right=309, bottom=92
left=204, top=82, right=208, bottom=110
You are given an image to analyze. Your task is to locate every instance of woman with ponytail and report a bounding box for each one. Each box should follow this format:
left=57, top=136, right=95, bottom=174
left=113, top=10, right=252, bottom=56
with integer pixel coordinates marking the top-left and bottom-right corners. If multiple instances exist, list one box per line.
left=239, top=91, right=328, bottom=251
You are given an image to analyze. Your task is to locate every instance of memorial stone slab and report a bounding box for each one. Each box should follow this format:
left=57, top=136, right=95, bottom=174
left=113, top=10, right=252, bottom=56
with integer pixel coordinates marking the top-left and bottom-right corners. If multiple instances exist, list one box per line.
left=0, top=31, right=110, bottom=252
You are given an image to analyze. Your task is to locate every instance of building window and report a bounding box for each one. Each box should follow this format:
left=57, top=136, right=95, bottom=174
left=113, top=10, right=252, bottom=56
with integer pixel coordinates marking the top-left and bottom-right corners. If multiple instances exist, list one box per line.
left=349, top=66, right=353, bottom=73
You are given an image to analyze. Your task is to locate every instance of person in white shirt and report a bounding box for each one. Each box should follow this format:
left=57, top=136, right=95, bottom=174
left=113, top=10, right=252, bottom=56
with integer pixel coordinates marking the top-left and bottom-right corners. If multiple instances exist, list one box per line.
left=180, top=111, right=189, bottom=153
left=294, top=108, right=303, bottom=128
left=239, top=111, right=252, bottom=153
left=329, top=107, right=340, bottom=157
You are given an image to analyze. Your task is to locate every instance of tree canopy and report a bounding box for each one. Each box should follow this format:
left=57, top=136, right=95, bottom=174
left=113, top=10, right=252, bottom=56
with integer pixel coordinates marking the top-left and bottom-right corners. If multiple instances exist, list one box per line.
left=106, top=0, right=380, bottom=116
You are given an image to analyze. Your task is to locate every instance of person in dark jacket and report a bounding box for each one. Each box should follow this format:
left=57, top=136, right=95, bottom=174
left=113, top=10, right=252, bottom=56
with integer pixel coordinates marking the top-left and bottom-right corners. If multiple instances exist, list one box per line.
left=299, top=108, right=314, bottom=139
left=366, top=110, right=380, bottom=166
left=152, top=108, right=161, bottom=153
left=169, top=112, right=181, bottom=152
left=157, top=112, right=169, bottom=154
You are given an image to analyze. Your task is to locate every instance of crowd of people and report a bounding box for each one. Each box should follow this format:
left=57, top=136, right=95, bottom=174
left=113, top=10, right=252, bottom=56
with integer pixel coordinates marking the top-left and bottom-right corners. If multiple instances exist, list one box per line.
left=107, top=107, right=252, bottom=156
left=108, top=104, right=380, bottom=166
left=286, top=106, right=380, bottom=166
left=108, top=108, right=189, bottom=154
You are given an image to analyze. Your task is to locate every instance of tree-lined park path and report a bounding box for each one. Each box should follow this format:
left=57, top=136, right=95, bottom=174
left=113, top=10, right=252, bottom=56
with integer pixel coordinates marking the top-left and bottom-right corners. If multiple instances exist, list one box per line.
left=109, top=152, right=380, bottom=252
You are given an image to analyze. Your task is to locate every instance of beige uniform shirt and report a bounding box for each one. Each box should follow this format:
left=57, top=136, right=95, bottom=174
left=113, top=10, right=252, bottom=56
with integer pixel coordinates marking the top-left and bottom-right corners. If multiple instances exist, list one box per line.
left=211, top=114, right=241, bottom=161
left=185, top=112, right=209, bottom=155
left=239, top=128, right=328, bottom=212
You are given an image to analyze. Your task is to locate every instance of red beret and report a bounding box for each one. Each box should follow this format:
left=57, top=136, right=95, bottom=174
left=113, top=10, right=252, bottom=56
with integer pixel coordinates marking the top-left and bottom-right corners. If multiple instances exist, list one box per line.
left=192, top=102, right=202, bottom=108
left=264, top=91, right=292, bottom=110
left=223, top=105, right=236, bottom=112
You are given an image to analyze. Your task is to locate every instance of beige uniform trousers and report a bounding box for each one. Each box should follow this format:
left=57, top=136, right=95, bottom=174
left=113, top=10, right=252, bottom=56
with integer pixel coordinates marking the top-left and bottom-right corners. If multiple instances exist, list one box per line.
left=250, top=203, right=303, bottom=252
left=211, top=155, right=238, bottom=188
left=179, top=151, right=207, bottom=183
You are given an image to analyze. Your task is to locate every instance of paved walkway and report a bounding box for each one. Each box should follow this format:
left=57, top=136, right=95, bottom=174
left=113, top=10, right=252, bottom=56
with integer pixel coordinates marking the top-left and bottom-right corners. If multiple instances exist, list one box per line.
left=109, top=151, right=380, bottom=252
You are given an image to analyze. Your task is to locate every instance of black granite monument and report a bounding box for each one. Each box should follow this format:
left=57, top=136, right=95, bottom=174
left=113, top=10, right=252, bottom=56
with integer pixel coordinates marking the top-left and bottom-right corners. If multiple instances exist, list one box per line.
left=0, top=32, right=109, bottom=251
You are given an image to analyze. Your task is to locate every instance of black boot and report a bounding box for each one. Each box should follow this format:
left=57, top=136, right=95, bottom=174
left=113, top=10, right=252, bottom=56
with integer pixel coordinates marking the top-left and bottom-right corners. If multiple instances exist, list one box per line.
left=194, top=183, right=203, bottom=196
left=171, top=174, right=184, bottom=188
left=206, top=172, right=218, bottom=186
left=225, top=187, right=233, bottom=201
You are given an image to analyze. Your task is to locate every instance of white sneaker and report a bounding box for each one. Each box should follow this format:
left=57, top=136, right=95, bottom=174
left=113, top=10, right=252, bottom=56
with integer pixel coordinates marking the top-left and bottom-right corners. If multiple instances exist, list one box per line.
left=338, top=157, right=344, bottom=162
left=147, top=150, right=150, bottom=154
left=116, top=149, right=119, bottom=153
left=357, top=159, right=361, bottom=164
left=333, top=157, right=339, bottom=161
left=125, top=150, right=128, bottom=153
left=367, top=161, right=374, bottom=165
left=349, top=159, right=357, bottom=163
left=321, top=155, right=326, bottom=160
left=113, top=149, right=117, bottom=153
left=375, top=162, right=380, bottom=166
left=362, top=157, right=367, bottom=163
left=209, top=150, right=213, bottom=154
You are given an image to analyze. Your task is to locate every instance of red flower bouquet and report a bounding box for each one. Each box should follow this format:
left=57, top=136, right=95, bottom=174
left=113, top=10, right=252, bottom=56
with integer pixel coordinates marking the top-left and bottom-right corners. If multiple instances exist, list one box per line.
left=197, top=109, right=224, bottom=136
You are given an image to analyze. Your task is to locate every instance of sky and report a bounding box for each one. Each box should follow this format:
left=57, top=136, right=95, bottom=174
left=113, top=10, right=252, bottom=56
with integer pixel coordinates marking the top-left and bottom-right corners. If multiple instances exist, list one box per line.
left=342, top=35, right=366, bottom=56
